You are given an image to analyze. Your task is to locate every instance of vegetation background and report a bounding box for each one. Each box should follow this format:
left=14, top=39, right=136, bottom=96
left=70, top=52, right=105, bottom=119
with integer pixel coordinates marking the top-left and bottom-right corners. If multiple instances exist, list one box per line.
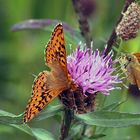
left=0, top=0, right=140, bottom=140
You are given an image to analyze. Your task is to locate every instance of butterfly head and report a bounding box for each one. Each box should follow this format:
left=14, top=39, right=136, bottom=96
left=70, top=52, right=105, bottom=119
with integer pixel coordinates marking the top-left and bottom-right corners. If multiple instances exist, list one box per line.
left=118, top=53, right=136, bottom=69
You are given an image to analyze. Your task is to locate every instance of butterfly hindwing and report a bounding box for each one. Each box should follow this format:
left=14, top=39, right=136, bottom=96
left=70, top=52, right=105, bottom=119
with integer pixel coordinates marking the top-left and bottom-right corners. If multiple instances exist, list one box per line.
left=24, top=71, right=66, bottom=123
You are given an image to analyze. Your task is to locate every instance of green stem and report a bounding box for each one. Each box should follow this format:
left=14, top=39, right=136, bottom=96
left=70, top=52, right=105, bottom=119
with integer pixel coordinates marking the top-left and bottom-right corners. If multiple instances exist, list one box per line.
left=59, top=108, right=74, bottom=140
left=81, top=124, right=87, bottom=136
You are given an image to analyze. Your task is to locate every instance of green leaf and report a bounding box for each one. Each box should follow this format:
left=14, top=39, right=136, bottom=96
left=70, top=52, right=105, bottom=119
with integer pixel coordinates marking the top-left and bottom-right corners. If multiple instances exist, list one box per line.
left=89, top=134, right=106, bottom=139
left=101, top=100, right=126, bottom=111
left=82, top=134, right=106, bottom=140
left=0, top=109, right=55, bottom=140
left=0, top=109, right=23, bottom=124
left=76, top=111, right=140, bottom=127
left=11, top=124, right=55, bottom=140
left=34, top=105, right=63, bottom=121
left=11, top=124, right=34, bottom=136
left=0, top=109, right=16, bottom=116
left=32, top=128, right=55, bottom=140
left=11, top=19, right=83, bottom=46
left=12, top=125, right=55, bottom=140
left=0, top=104, right=62, bottom=123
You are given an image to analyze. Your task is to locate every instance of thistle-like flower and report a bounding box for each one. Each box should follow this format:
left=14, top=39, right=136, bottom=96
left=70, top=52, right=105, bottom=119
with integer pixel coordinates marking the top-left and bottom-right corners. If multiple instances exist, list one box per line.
left=67, top=45, right=121, bottom=95
left=60, top=45, right=121, bottom=114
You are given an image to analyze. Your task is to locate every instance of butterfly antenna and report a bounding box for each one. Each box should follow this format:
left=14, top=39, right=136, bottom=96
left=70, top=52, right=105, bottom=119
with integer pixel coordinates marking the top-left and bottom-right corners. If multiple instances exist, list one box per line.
left=30, top=73, right=47, bottom=84
left=29, top=73, right=37, bottom=78
left=90, top=41, right=94, bottom=49
left=69, top=44, right=72, bottom=55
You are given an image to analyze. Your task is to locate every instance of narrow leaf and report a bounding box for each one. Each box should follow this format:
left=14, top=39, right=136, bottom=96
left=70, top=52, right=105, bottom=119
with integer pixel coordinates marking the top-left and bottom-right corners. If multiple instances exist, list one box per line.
left=101, top=100, right=126, bottom=111
left=89, top=134, right=106, bottom=139
left=11, top=124, right=34, bottom=136
left=76, top=111, right=140, bottom=127
left=0, top=109, right=55, bottom=140
left=11, top=19, right=72, bottom=32
left=34, top=105, right=63, bottom=121
left=0, top=109, right=23, bottom=124
left=82, top=134, right=106, bottom=140
left=11, top=19, right=83, bottom=44
left=32, top=128, right=55, bottom=140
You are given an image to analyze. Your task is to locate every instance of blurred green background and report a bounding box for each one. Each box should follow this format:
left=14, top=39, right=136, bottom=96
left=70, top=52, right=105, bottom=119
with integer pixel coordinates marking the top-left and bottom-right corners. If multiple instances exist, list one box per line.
left=1, top=0, right=140, bottom=140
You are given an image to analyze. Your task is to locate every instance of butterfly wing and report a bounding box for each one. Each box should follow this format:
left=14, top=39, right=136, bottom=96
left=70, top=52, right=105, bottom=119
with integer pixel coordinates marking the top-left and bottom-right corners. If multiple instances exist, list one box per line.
left=24, top=71, right=66, bottom=122
left=45, top=23, right=68, bottom=77
left=133, top=53, right=140, bottom=63
left=131, top=65, right=140, bottom=89
left=24, top=24, right=69, bottom=123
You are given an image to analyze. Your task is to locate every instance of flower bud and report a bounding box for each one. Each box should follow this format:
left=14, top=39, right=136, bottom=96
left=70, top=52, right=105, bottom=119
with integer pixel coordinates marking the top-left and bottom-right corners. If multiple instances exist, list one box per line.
left=116, top=2, right=140, bottom=41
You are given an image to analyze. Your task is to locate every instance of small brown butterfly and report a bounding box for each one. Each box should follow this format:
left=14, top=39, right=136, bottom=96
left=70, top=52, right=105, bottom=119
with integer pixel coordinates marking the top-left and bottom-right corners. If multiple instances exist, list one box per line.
left=119, top=53, right=140, bottom=89
left=24, top=23, right=76, bottom=123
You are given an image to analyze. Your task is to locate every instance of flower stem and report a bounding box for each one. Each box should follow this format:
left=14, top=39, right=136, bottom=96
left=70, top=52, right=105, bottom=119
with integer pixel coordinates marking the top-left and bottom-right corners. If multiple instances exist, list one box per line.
left=72, top=0, right=92, bottom=48
left=81, top=124, right=87, bottom=136
left=104, top=0, right=135, bottom=56
left=59, top=108, right=74, bottom=140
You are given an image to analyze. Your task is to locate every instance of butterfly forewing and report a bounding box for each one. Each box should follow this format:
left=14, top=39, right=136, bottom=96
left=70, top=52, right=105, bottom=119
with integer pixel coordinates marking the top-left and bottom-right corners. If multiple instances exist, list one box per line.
left=45, top=24, right=68, bottom=76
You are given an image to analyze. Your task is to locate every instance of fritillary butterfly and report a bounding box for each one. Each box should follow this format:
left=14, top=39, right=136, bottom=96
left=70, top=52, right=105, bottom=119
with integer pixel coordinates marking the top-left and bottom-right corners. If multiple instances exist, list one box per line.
left=119, top=53, right=140, bottom=89
left=24, top=23, right=75, bottom=123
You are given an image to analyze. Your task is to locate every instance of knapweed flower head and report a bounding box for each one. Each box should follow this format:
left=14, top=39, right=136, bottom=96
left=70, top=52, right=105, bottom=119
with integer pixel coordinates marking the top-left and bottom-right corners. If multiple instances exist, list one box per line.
left=67, top=45, right=121, bottom=95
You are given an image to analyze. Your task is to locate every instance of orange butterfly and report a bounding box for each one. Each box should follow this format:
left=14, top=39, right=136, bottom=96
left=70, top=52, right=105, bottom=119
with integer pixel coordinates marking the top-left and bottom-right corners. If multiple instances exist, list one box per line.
left=24, top=24, right=76, bottom=123
left=119, top=53, right=140, bottom=89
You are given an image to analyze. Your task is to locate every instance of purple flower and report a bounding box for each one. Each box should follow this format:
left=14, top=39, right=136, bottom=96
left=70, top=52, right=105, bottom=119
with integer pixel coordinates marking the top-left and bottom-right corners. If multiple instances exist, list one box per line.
left=67, top=45, right=121, bottom=95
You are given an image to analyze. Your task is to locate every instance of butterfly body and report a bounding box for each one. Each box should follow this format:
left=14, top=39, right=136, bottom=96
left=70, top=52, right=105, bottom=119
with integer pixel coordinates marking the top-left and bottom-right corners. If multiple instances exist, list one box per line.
left=119, top=53, right=140, bottom=89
